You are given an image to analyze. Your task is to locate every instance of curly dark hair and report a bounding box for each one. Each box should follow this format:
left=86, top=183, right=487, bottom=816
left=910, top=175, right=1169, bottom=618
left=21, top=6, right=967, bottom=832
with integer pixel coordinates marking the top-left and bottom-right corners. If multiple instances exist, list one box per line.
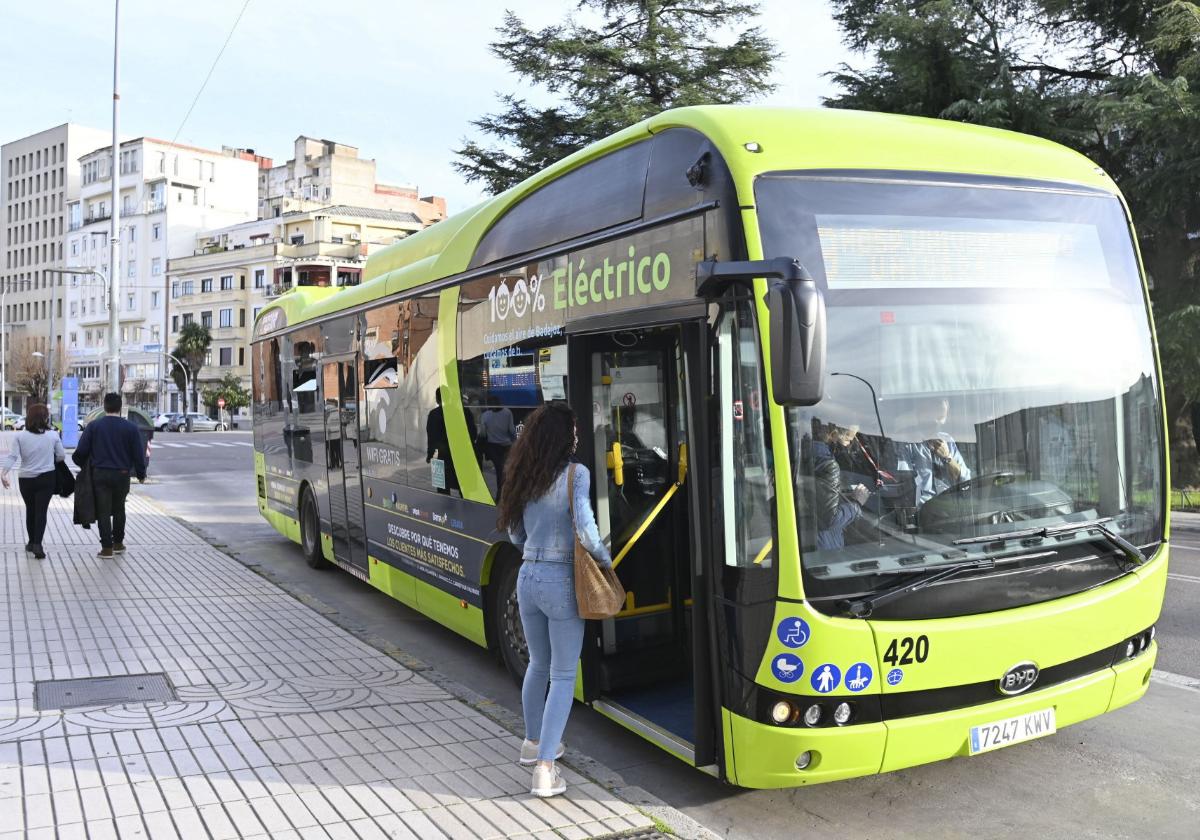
left=496, top=401, right=577, bottom=531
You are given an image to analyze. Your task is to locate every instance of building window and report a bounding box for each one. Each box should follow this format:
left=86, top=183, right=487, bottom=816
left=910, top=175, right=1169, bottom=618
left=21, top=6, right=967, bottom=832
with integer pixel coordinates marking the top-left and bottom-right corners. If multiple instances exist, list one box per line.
left=219, top=347, right=232, bottom=366
left=152, top=222, right=161, bottom=240
left=69, top=332, right=77, bottom=346
left=85, top=329, right=92, bottom=345
left=220, top=275, right=233, bottom=291
left=253, top=269, right=265, bottom=288
left=151, top=290, right=160, bottom=308
left=151, top=257, right=161, bottom=275
left=238, top=347, right=245, bottom=366
left=181, top=280, right=194, bottom=296
left=70, top=302, right=77, bottom=318
left=290, top=234, right=303, bottom=245
left=253, top=306, right=262, bottom=321
left=127, top=261, right=135, bottom=278
left=219, top=308, right=232, bottom=328
left=201, top=277, right=213, bottom=293
left=201, top=311, right=212, bottom=329
left=182, top=313, right=193, bottom=327
left=204, top=349, right=212, bottom=366
left=171, top=281, right=180, bottom=299
left=171, top=315, right=178, bottom=332
left=239, top=308, right=246, bottom=327
left=126, top=294, right=134, bottom=311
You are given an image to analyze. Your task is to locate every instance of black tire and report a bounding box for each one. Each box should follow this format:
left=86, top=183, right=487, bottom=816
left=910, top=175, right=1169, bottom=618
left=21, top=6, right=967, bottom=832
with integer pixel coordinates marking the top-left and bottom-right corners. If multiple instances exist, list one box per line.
left=216, top=423, right=227, bottom=432
left=491, top=558, right=528, bottom=684
left=299, top=488, right=328, bottom=569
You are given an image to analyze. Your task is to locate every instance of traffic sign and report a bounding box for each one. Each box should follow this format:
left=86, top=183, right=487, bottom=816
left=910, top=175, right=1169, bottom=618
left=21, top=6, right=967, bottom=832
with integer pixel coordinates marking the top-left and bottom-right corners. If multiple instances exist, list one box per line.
left=217, top=397, right=226, bottom=408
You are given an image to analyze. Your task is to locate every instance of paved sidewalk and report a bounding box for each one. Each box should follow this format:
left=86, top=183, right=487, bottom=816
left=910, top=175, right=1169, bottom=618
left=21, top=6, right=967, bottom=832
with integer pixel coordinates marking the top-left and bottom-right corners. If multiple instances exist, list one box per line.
left=0, top=486, right=660, bottom=839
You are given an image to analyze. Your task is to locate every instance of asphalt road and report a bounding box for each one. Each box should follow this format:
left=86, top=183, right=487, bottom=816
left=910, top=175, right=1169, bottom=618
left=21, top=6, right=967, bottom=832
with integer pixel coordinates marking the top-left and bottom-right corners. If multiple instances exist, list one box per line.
left=140, top=435, right=1200, bottom=839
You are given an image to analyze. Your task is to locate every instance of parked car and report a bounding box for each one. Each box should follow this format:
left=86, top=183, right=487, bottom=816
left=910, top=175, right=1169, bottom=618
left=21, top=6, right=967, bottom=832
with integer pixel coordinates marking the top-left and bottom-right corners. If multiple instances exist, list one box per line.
left=1, top=408, right=22, bottom=430
left=169, top=412, right=226, bottom=432
left=153, top=412, right=180, bottom=431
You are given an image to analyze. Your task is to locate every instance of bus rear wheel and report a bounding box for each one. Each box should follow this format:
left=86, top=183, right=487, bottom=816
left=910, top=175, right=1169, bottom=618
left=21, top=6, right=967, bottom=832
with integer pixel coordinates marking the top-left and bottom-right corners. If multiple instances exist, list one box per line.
left=299, top=489, right=328, bottom=570
left=491, top=559, right=528, bottom=684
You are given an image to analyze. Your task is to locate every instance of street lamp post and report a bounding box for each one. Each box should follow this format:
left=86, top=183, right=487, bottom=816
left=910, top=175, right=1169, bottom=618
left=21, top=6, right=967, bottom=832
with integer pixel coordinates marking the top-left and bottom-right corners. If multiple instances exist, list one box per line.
left=109, top=0, right=122, bottom=395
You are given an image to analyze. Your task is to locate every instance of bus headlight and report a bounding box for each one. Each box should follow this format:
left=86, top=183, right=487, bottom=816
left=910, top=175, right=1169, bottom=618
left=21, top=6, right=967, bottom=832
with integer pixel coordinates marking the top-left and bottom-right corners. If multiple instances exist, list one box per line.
left=1125, top=639, right=1137, bottom=658
left=803, top=704, right=822, bottom=726
left=770, top=701, right=793, bottom=724
left=833, top=702, right=853, bottom=725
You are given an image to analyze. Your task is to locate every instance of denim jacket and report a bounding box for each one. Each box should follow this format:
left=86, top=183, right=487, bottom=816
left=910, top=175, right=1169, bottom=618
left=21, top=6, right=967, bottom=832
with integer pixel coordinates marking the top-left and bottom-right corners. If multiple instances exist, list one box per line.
left=509, top=463, right=613, bottom=566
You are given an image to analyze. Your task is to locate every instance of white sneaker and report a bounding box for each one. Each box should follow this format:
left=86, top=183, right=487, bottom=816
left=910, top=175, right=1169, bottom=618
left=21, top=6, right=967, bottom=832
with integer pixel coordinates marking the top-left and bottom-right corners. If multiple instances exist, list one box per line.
left=520, top=739, right=565, bottom=765
left=530, top=762, right=566, bottom=797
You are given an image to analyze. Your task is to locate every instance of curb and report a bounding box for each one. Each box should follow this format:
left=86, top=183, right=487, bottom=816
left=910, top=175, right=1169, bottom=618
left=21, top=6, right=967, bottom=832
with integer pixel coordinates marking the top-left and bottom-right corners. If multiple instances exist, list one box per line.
left=134, top=487, right=722, bottom=840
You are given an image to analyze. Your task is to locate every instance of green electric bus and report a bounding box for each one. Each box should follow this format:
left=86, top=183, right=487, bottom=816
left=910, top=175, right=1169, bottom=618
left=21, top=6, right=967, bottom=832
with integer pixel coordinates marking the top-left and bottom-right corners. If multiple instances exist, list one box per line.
left=251, top=106, right=1168, bottom=788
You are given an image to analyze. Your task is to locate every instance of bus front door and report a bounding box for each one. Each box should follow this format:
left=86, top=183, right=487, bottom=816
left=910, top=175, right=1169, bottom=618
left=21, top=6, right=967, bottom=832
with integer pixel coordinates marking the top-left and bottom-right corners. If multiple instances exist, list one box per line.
left=323, top=357, right=368, bottom=574
left=571, top=323, right=715, bottom=768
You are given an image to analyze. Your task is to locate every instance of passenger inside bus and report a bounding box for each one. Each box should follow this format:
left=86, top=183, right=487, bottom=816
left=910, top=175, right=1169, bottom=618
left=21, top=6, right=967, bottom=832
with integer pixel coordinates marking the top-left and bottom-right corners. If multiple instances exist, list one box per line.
left=812, top=420, right=870, bottom=549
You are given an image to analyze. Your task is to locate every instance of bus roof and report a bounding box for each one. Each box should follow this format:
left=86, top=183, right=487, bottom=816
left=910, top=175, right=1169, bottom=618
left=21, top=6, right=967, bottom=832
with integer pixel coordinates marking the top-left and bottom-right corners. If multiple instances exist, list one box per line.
left=255, top=105, right=1117, bottom=331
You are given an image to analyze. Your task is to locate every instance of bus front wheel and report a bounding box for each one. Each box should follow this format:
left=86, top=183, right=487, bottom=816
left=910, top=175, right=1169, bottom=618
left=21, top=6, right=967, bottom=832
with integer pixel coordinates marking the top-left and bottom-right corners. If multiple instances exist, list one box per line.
left=491, top=559, right=528, bottom=684
left=299, top=489, right=328, bottom=570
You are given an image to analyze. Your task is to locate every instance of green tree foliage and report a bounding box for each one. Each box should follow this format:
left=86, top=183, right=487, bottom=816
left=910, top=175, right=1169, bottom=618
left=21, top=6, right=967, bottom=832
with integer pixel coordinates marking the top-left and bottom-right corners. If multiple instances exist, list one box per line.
left=170, top=322, right=211, bottom=413
left=201, top=373, right=250, bottom=415
left=826, top=1, right=1200, bottom=427
left=455, top=0, right=777, bottom=194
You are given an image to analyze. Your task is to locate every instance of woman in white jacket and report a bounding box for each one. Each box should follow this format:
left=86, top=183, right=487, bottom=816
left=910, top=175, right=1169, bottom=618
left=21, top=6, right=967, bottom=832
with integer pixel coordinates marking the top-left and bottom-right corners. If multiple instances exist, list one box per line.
left=1, top=403, right=66, bottom=558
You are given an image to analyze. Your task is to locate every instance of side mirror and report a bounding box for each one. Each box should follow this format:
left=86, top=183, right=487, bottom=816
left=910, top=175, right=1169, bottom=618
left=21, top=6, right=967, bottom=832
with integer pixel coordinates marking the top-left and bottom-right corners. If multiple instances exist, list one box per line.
left=767, top=277, right=825, bottom=406
left=695, top=257, right=826, bottom=406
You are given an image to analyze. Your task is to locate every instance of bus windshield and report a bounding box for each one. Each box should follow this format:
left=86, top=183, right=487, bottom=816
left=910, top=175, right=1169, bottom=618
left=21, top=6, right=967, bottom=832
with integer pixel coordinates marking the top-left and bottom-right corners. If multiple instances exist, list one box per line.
left=755, top=174, right=1164, bottom=616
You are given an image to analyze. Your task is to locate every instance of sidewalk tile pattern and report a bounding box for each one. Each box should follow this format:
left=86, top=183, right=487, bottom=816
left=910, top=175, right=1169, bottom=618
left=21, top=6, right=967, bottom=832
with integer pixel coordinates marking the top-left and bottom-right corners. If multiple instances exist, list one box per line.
left=0, top=490, right=653, bottom=838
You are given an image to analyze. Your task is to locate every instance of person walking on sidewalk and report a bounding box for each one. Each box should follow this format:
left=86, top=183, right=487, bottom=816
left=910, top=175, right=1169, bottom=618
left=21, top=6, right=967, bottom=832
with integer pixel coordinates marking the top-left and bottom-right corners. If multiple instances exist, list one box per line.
left=478, top=395, right=517, bottom=501
left=1, top=403, right=66, bottom=559
left=496, top=402, right=612, bottom=798
left=72, top=393, right=146, bottom=558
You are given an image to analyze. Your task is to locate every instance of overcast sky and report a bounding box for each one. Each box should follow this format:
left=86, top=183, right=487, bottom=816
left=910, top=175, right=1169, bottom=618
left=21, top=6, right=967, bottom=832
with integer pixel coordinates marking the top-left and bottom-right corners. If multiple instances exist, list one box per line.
left=1, top=1, right=851, bottom=214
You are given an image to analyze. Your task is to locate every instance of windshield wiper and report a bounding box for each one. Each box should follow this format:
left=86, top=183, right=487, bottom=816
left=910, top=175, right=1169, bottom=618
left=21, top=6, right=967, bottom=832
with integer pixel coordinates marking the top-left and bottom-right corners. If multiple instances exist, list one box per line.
left=839, top=557, right=997, bottom=619
left=953, top=517, right=1146, bottom=568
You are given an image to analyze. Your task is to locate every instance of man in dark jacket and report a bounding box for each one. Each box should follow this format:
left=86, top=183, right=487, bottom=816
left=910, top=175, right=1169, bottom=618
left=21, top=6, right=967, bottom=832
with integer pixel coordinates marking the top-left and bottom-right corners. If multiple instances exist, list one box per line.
left=813, top=420, right=869, bottom=550
left=73, top=393, right=146, bottom=557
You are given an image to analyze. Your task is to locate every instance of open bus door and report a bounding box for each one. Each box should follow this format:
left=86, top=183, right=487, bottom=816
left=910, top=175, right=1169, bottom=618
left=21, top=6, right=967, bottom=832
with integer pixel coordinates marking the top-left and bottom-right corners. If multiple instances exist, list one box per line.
left=569, top=319, right=720, bottom=774
left=321, top=355, right=369, bottom=575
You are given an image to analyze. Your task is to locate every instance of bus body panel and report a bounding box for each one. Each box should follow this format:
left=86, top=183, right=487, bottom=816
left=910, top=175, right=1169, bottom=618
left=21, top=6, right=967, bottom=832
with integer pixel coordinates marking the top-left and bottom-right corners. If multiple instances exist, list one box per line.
left=752, top=550, right=1167, bottom=697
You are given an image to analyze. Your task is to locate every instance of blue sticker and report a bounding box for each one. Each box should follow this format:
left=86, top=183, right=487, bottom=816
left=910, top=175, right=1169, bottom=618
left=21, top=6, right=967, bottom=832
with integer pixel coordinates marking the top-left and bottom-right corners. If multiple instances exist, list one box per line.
left=810, top=663, right=841, bottom=694
left=845, top=662, right=873, bottom=692
left=776, top=617, right=811, bottom=649
left=771, top=653, right=804, bottom=683
left=887, top=667, right=904, bottom=686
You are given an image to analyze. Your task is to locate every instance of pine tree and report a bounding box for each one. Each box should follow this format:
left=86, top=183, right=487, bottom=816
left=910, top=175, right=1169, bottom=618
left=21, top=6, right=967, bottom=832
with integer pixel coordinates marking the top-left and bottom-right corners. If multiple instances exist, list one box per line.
left=455, top=0, right=777, bottom=194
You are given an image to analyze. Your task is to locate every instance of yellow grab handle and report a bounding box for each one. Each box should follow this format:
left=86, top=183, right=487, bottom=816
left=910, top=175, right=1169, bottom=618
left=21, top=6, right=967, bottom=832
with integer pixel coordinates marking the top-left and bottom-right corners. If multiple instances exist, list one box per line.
left=610, top=441, right=624, bottom=486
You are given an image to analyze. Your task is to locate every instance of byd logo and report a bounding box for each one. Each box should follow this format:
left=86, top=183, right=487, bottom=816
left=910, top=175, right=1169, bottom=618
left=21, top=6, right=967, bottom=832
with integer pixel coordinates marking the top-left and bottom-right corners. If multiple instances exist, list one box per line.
left=998, top=661, right=1040, bottom=696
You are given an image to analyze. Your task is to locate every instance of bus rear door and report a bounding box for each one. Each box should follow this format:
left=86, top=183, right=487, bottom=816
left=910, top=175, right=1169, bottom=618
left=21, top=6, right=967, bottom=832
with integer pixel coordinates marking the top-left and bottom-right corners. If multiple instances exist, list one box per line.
left=322, top=355, right=368, bottom=574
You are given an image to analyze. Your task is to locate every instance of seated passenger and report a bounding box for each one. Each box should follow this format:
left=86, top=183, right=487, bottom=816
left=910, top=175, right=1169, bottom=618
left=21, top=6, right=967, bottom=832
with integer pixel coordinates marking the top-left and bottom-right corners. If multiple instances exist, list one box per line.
left=896, top=397, right=971, bottom=505
left=813, top=421, right=869, bottom=549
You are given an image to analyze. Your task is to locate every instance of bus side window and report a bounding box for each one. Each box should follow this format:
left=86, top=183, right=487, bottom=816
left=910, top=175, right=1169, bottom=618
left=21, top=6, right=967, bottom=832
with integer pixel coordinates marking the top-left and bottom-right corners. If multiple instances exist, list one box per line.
left=716, top=297, right=775, bottom=576
left=361, top=302, right=406, bottom=486
left=395, top=295, right=445, bottom=493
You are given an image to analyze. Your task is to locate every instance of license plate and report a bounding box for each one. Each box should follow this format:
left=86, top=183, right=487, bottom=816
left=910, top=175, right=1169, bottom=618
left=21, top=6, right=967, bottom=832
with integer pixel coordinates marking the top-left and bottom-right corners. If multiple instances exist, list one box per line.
left=968, top=708, right=1056, bottom=755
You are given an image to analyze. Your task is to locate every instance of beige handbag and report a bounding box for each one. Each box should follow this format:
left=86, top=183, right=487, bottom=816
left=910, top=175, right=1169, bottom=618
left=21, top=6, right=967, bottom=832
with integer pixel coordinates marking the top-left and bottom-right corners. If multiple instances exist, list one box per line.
left=568, top=464, right=625, bottom=619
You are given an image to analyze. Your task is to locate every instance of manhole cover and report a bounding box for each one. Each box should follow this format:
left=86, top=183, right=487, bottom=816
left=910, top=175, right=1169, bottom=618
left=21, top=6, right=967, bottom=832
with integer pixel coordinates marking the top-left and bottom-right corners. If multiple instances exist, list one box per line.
left=34, top=674, right=177, bottom=711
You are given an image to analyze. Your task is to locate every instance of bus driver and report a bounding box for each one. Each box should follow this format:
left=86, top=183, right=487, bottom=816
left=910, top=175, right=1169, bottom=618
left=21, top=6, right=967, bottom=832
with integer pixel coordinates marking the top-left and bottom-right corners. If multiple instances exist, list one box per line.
left=896, top=397, right=971, bottom=506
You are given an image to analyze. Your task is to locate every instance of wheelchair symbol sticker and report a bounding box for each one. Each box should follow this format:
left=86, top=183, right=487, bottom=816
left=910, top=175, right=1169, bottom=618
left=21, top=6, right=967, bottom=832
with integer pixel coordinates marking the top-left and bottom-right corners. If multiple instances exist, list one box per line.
left=811, top=663, right=841, bottom=694
left=887, top=668, right=904, bottom=686
left=776, top=617, right=811, bottom=649
left=771, top=654, right=804, bottom=683
left=845, top=662, right=873, bottom=692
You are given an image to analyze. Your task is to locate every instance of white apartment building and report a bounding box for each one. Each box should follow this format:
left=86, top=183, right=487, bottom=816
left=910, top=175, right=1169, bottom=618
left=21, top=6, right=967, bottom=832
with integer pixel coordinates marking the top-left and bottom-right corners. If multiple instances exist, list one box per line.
left=1, top=123, right=110, bottom=412
left=64, top=138, right=262, bottom=412
left=258, top=136, right=446, bottom=224
left=166, top=204, right=428, bottom=415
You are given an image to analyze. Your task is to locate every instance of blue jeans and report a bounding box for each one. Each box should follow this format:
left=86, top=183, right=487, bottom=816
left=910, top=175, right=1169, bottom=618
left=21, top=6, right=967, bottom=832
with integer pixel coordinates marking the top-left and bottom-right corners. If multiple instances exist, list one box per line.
left=518, top=560, right=584, bottom=761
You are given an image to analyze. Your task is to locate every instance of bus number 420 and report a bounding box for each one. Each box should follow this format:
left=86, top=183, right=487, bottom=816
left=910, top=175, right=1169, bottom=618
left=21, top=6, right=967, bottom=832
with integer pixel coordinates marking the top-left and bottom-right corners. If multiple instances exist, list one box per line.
left=884, top=635, right=929, bottom=666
